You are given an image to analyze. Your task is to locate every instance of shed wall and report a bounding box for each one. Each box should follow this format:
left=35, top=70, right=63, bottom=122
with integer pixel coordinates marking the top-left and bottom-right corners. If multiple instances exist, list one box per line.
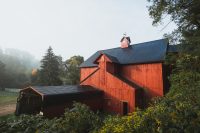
left=42, top=97, right=103, bottom=118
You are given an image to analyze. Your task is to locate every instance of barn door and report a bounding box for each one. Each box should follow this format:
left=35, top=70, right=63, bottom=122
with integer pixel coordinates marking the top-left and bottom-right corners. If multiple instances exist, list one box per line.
left=122, top=101, right=128, bottom=115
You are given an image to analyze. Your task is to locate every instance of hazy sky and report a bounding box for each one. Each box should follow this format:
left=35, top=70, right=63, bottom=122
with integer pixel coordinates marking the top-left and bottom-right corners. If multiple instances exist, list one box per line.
left=0, top=0, right=176, bottom=60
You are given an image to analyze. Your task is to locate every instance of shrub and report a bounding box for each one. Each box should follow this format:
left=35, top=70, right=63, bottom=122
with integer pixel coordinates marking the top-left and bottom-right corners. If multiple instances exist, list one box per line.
left=41, top=102, right=102, bottom=133
left=0, top=102, right=102, bottom=133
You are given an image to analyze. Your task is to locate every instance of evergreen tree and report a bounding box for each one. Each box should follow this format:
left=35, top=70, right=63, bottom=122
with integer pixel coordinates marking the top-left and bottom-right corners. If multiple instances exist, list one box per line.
left=39, top=46, right=62, bottom=85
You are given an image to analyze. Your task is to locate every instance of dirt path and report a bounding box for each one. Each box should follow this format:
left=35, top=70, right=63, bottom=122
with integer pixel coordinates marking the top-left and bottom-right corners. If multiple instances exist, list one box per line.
left=0, top=104, right=16, bottom=116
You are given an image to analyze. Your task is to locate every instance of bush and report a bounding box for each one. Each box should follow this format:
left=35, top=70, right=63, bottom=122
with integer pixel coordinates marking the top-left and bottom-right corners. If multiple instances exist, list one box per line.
left=41, top=102, right=102, bottom=133
left=0, top=103, right=102, bottom=133
left=0, top=114, right=44, bottom=133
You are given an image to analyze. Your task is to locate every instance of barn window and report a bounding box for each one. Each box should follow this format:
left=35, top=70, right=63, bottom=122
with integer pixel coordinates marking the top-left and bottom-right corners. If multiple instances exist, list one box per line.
left=122, top=101, right=128, bottom=115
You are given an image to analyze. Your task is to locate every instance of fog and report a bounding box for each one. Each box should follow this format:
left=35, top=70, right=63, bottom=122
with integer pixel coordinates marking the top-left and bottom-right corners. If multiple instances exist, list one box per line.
left=0, top=48, right=39, bottom=88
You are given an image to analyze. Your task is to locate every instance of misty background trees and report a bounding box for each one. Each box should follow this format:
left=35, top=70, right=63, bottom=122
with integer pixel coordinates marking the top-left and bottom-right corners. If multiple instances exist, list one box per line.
left=0, top=47, right=84, bottom=89
left=0, top=48, right=39, bottom=89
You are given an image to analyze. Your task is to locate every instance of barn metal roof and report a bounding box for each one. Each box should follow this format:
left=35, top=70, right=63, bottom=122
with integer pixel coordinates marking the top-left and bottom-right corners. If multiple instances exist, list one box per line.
left=80, top=39, right=177, bottom=68
left=31, top=85, right=102, bottom=96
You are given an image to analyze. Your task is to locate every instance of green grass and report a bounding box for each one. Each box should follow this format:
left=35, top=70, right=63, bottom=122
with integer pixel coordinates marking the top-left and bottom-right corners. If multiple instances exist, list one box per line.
left=0, top=114, right=17, bottom=121
left=0, top=91, right=18, bottom=106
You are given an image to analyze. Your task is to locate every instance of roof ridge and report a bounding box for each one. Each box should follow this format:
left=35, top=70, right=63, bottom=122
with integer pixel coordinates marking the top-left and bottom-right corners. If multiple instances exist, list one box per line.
left=80, top=38, right=169, bottom=68
left=98, top=38, right=167, bottom=52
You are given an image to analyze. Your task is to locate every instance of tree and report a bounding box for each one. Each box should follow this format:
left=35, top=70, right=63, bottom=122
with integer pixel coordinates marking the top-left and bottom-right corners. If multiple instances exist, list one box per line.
left=147, top=0, right=200, bottom=55
left=39, top=46, right=62, bottom=85
left=63, top=56, right=84, bottom=85
left=0, top=60, right=6, bottom=89
left=0, top=48, right=39, bottom=88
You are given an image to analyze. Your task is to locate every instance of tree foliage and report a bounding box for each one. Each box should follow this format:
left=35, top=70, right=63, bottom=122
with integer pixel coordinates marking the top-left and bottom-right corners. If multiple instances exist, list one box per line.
left=0, top=103, right=102, bottom=133
left=148, top=0, right=200, bottom=55
left=38, top=46, right=62, bottom=86
left=36, top=47, right=84, bottom=85
left=63, top=56, right=84, bottom=85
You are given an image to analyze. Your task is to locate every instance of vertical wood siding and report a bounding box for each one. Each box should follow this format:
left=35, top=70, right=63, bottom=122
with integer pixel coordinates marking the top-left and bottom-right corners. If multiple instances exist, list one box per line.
left=80, top=55, right=136, bottom=114
left=120, top=63, right=164, bottom=100
left=80, top=55, right=164, bottom=114
left=80, top=67, right=98, bottom=81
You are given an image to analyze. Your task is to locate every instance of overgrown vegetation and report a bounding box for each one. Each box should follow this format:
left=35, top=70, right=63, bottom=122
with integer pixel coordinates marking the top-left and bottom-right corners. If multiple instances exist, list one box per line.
left=0, top=103, right=103, bottom=133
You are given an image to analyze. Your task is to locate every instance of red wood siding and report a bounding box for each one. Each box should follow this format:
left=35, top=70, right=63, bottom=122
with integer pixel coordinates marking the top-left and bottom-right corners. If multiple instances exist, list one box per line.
left=80, top=55, right=165, bottom=114
left=120, top=63, right=164, bottom=99
left=80, top=67, right=98, bottom=81
left=81, top=55, right=136, bottom=114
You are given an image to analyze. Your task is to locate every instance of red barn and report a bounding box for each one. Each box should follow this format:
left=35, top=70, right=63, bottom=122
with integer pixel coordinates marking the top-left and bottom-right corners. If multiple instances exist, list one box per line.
left=16, top=38, right=177, bottom=117
left=79, top=38, right=177, bottom=115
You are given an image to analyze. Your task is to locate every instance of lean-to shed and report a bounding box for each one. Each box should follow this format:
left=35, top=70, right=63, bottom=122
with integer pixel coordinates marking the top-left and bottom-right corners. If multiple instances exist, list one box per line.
left=16, top=85, right=103, bottom=117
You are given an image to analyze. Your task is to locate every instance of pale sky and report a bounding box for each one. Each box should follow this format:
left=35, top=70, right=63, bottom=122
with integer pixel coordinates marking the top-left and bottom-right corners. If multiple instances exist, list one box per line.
left=0, top=0, right=176, bottom=60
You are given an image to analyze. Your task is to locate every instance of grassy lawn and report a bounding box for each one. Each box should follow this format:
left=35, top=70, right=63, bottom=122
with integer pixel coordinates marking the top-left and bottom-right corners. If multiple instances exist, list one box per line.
left=0, top=91, right=18, bottom=118
left=0, top=91, right=18, bottom=106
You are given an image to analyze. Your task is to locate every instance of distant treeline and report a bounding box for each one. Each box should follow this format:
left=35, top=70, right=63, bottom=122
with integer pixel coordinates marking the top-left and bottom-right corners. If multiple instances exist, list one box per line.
left=0, top=48, right=39, bottom=89
left=0, top=47, right=84, bottom=89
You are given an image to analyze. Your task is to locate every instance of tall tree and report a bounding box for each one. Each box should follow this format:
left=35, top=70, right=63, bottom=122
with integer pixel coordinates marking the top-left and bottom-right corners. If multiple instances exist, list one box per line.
left=63, top=56, right=84, bottom=85
left=148, top=0, right=200, bottom=55
left=39, top=46, right=62, bottom=85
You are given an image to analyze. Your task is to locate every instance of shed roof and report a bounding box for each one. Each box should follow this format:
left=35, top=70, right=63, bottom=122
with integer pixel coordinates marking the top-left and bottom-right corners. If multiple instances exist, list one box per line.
left=29, top=85, right=102, bottom=96
left=80, top=39, right=178, bottom=68
left=22, top=85, right=103, bottom=106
